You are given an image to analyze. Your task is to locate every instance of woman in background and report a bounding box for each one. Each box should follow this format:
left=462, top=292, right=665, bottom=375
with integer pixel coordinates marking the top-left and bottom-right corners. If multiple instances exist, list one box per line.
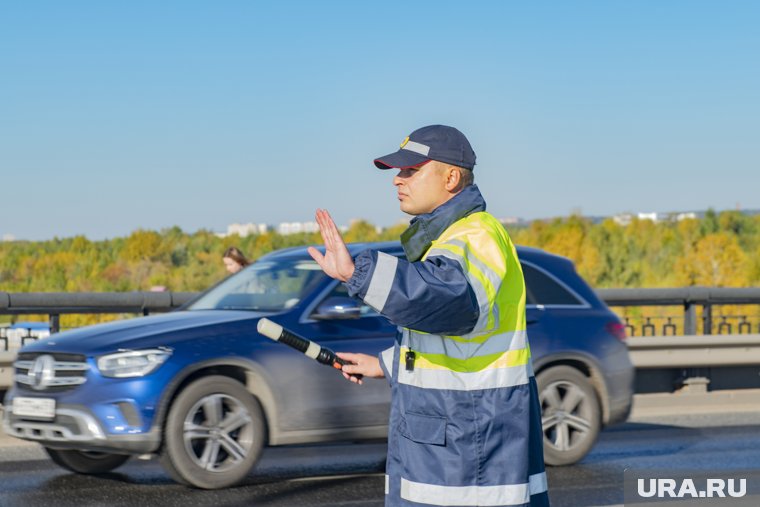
left=222, top=246, right=250, bottom=274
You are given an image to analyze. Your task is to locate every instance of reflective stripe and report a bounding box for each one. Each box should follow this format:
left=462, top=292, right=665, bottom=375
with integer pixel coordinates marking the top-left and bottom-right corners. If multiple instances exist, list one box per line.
left=427, top=239, right=506, bottom=335
left=408, top=346, right=531, bottom=373
left=529, top=472, right=548, bottom=497
left=304, top=341, right=320, bottom=360
left=407, top=329, right=528, bottom=360
left=398, top=361, right=530, bottom=391
left=402, top=140, right=430, bottom=156
left=400, top=472, right=548, bottom=506
left=381, top=346, right=394, bottom=377
left=364, top=252, right=398, bottom=312
left=400, top=328, right=410, bottom=347
left=446, top=238, right=506, bottom=279
left=425, top=248, right=492, bottom=333
left=385, top=474, right=390, bottom=495
left=445, top=239, right=505, bottom=336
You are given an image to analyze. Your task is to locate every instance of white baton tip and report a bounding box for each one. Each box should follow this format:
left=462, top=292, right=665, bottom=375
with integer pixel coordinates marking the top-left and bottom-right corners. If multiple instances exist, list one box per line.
left=257, top=318, right=283, bottom=340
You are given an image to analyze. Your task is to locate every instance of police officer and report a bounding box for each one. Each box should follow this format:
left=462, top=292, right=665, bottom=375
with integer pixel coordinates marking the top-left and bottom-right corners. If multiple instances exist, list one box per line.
left=309, top=125, right=550, bottom=507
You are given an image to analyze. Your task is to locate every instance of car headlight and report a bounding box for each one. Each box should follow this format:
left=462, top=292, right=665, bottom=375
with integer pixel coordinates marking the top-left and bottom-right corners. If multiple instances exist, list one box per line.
left=97, top=349, right=172, bottom=378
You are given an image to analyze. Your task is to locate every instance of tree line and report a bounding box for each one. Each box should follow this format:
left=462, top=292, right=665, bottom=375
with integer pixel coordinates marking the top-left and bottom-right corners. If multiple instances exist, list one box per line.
left=1, top=210, right=758, bottom=330
left=1, top=210, right=758, bottom=294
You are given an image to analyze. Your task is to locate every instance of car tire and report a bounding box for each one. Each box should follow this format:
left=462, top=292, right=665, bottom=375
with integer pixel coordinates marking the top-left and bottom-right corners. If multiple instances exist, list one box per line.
left=44, top=448, right=130, bottom=474
left=536, top=365, right=601, bottom=466
left=159, top=375, right=265, bottom=489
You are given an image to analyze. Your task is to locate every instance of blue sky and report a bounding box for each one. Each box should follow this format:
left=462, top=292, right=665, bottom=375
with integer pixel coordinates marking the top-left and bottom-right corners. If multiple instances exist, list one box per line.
left=1, top=1, right=758, bottom=240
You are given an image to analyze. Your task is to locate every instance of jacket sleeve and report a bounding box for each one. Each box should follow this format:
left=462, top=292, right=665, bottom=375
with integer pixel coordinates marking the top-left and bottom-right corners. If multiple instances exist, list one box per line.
left=345, top=249, right=479, bottom=336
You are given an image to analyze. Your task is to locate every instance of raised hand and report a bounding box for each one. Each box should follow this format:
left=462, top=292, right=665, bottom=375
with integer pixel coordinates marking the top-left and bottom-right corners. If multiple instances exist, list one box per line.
left=308, top=209, right=355, bottom=282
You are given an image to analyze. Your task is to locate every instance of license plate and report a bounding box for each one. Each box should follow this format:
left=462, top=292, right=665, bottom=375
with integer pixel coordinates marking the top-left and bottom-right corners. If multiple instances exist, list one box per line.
left=12, top=397, right=56, bottom=420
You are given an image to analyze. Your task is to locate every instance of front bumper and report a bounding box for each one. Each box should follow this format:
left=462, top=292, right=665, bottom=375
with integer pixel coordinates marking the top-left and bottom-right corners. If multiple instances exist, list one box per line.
left=2, top=401, right=161, bottom=454
left=2, top=352, right=180, bottom=454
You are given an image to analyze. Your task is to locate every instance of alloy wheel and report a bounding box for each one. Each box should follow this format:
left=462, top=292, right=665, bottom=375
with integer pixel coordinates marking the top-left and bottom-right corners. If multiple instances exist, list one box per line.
left=183, top=393, right=254, bottom=473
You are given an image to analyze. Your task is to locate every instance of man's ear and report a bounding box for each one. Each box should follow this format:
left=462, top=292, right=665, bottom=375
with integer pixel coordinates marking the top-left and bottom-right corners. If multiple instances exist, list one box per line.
left=445, top=165, right=462, bottom=192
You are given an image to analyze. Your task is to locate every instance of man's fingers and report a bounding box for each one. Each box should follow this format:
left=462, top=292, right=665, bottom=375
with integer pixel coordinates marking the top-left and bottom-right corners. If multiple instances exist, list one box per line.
left=341, top=364, right=359, bottom=374
left=318, top=209, right=338, bottom=248
left=324, top=209, right=345, bottom=248
left=322, top=209, right=342, bottom=250
left=315, top=210, right=333, bottom=248
left=307, top=246, right=325, bottom=265
left=336, top=352, right=360, bottom=362
left=341, top=371, right=363, bottom=385
left=315, top=209, right=350, bottom=259
left=325, top=209, right=343, bottom=239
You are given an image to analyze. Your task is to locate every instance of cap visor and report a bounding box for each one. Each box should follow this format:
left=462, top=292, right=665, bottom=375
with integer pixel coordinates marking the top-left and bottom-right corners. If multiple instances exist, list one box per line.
left=374, top=149, right=429, bottom=170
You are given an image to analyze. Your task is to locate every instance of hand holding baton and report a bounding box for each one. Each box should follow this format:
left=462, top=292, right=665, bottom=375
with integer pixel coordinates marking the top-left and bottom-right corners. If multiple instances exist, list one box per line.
left=257, top=318, right=361, bottom=379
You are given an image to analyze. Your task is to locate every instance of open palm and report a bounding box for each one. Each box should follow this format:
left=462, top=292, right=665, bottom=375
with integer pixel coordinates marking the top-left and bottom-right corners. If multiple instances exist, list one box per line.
left=308, top=209, right=355, bottom=282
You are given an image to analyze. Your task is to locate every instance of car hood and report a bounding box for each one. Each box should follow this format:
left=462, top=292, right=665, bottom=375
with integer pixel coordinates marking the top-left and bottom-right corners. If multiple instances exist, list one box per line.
left=21, top=310, right=272, bottom=355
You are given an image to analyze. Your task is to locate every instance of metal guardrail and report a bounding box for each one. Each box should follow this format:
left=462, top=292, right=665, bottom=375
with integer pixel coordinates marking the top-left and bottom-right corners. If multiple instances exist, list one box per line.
left=2, top=288, right=760, bottom=392
left=3, top=287, right=759, bottom=333
left=597, top=287, right=760, bottom=335
left=0, top=291, right=196, bottom=333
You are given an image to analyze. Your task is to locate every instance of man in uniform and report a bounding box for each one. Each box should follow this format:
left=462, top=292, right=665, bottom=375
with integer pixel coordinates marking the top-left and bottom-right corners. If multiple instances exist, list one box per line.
left=309, top=125, right=550, bottom=507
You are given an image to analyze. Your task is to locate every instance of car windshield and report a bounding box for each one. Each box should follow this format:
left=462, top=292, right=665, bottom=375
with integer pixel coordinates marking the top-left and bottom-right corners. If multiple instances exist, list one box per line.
left=187, top=259, right=328, bottom=311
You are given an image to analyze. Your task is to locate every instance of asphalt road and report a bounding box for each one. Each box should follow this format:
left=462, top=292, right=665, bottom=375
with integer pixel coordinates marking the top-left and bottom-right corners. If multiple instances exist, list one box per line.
left=1, top=401, right=759, bottom=507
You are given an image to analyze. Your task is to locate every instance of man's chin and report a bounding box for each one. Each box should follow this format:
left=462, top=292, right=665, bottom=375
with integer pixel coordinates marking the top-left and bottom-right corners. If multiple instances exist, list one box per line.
left=399, top=203, right=415, bottom=215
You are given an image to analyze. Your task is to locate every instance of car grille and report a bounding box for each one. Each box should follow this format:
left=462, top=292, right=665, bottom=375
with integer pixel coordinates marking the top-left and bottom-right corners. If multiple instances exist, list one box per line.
left=14, top=352, right=89, bottom=392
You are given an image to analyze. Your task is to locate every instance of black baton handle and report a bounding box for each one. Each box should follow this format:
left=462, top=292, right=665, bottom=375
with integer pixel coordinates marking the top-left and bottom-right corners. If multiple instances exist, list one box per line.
left=257, top=318, right=355, bottom=373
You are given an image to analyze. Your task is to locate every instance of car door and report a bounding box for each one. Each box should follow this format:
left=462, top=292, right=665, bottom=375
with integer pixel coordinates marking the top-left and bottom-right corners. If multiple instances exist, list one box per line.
left=275, top=281, right=398, bottom=432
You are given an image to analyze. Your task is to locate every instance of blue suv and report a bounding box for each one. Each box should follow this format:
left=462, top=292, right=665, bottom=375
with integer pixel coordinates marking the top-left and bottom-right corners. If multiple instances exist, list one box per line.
left=3, top=242, right=633, bottom=489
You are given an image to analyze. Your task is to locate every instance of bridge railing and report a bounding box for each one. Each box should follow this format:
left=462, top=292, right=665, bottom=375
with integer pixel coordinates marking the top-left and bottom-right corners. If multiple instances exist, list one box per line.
left=2, top=288, right=760, bottom=393
left=597, top=287, right=760, bottom=336
left=3, top=287, right=760, bottom=334
left=0, top=291, right=197, bottom=334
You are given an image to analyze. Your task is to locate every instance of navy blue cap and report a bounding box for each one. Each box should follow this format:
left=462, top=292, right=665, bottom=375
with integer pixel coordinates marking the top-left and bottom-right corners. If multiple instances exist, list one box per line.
left=374, top=124, right=477, bottom=171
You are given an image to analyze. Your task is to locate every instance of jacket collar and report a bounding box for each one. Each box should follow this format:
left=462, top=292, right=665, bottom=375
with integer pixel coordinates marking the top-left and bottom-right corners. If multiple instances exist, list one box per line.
left=400, top=184, right=487, bottom=262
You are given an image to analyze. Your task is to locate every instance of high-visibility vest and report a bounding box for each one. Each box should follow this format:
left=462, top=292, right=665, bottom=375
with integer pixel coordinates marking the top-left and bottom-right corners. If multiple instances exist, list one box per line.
left=394, top=211, right=530, bottom=391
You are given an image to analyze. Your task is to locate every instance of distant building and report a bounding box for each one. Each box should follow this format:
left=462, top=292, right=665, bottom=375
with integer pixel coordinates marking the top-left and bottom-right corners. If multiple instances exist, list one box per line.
left=637, top=212, right=661, bottom=222
left=277, top=221, right=319, bottom=235
left=614, top=210, right=699, bottom=226
left=613, top=213, right=634, bottom=226
left=675, top=212, right=697, bottom=221
left=498, top=217, right=525, bottom=226
left=225, top=223, right=270, bottom=237
left=1, top=234, right=15, bottom=242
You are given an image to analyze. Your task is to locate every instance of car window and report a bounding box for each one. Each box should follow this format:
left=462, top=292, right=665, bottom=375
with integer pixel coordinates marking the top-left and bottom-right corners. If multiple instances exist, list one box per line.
left=188, top=260, right=327, bottom=311
left=314, top=283, right=380, bottom=317
left=521, top=263, right=583, bottom=306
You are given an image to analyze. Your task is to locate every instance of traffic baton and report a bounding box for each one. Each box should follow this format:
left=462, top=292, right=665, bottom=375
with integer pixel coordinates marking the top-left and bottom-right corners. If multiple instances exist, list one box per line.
left=257, top=318, right=357, bottom=376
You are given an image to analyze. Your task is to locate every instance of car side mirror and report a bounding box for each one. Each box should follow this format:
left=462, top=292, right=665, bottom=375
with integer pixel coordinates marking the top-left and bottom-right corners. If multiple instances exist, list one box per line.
left=312, top=297, right=361, bottom=320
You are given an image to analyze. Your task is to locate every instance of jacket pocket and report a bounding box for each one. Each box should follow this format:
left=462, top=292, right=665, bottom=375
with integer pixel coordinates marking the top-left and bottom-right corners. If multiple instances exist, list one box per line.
left=400, top=412, right=447, bottom=446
